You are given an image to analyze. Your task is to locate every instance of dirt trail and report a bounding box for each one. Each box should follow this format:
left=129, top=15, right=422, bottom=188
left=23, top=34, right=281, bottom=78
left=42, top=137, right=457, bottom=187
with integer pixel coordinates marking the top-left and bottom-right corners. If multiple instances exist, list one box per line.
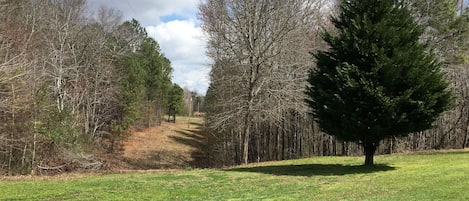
left=117, top=117, right=207, bottom=170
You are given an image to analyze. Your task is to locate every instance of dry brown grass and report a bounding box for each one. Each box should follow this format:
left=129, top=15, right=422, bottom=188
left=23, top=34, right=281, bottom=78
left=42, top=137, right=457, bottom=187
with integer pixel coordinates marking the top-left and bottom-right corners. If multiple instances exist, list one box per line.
left=0, top=117, right=207, bottom=178
left=119, top=116, right=207, bottom=170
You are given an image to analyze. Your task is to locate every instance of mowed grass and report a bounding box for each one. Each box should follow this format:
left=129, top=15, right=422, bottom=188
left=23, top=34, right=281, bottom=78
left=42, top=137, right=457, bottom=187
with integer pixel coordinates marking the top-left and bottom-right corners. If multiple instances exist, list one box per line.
left=1, top=150, right=468, bottom=201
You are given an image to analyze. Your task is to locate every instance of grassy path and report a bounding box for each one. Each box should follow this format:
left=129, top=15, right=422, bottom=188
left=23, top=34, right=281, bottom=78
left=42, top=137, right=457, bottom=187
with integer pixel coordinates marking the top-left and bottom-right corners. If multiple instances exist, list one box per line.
left=116, top=116, right=207, bottom=169
left=1, top=150, right=468, bottom=200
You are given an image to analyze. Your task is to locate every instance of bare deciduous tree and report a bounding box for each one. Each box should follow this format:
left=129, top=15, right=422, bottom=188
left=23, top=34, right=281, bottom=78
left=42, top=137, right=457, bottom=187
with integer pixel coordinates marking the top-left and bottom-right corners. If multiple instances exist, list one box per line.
left=200, top=0, right=328, bottom=164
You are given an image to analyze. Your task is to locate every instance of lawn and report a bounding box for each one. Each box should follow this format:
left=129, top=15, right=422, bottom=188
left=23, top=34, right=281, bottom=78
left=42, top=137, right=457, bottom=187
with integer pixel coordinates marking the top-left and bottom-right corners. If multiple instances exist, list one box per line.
left=1, top=150, right=468, bottom=201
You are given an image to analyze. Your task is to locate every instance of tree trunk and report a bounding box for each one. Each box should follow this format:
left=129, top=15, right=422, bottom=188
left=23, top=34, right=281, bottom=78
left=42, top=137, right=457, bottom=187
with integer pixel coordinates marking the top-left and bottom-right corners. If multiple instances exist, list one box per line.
left=282, top=122, right=285, bottom=160
left=147, top=100, right=152, bottom=128
left=364, top=142, right=377, bottom=166
left=242, top=111, right=251, bottom=164
left=31, top=129, right=37, bottom=175
left=463, top=127, right=468, bottom=149
left=276, top=126, right=280, bottom=160
left=461, top=0, right=465, bottom=16
left=9, top=83, right=15, bottom=175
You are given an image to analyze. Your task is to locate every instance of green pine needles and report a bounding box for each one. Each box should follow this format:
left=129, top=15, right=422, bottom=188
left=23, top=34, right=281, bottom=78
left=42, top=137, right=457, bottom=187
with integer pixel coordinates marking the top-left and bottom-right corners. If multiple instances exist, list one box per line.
left=305, top=0, right=453, bottom=165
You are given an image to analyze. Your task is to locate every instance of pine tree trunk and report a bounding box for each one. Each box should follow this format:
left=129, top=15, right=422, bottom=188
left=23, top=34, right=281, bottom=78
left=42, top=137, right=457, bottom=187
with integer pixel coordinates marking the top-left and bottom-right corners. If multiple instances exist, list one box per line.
left=364, top=143, right=377, bottom=166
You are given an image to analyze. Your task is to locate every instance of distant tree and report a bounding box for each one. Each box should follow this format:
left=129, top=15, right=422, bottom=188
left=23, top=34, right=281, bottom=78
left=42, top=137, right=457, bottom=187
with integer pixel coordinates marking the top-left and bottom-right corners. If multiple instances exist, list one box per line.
left=116, top=22, right=173, bottom=129
left=166, top=84, right=184, bottom=122
left=118, top=53, right=145, bottom=129
left=113, top=19, right=149, bottom=132
left=306, top=0, right=453, bottom=165
left=195, top=96, right=201, bottom=113
left=138, top=37, right=172, bottom=127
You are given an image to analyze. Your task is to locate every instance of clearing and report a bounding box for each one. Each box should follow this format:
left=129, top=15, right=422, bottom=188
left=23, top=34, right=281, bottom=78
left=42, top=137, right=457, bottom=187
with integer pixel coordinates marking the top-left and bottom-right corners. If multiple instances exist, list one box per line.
left=112, top=116, right=208, bottom=170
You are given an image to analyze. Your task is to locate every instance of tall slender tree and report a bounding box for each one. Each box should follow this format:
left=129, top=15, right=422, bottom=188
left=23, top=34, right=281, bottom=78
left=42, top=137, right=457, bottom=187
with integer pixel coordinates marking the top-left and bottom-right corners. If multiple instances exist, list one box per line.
left=306, top=0, right=453, bottom=165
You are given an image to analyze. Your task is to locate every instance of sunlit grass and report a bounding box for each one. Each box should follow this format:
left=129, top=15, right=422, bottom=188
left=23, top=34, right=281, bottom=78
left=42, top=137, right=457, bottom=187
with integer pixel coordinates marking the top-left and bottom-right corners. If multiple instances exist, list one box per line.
left=1, top=150, right=468, bottom=200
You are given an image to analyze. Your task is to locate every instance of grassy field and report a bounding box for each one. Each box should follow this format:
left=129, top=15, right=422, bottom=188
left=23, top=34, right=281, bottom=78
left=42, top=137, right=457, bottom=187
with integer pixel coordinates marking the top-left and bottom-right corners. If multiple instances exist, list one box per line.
left=1, top=150, right=468, bottom=201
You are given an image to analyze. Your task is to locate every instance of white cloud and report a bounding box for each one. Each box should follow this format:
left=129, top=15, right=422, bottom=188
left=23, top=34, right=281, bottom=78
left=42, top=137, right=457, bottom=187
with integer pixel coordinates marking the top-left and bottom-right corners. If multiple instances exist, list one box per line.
left=88, top=0, right=210, bottom=94
left=147, top=20, right=210, bottom=95
left=178, top=68, right=210, bottom=95
left=89, top=0, right=199, bottom=25
left=147, top=20, right=206, bottom=65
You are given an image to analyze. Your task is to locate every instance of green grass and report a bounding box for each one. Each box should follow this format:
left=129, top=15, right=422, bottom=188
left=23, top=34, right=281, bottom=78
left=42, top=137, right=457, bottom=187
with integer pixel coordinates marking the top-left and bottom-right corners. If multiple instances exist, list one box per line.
left=1, top=150, right=468, bottom=201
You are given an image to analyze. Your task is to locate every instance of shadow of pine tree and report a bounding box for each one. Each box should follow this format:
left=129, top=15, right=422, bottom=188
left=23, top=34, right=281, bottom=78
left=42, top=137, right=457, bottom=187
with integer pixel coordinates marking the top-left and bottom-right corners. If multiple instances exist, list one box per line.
left=227, top=163, right=395, bottom=177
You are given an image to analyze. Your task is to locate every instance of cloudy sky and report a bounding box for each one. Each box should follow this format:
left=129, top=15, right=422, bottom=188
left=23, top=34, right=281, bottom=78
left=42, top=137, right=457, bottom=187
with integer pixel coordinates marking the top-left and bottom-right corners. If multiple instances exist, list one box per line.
left=89, top=0, right=209, bottom=95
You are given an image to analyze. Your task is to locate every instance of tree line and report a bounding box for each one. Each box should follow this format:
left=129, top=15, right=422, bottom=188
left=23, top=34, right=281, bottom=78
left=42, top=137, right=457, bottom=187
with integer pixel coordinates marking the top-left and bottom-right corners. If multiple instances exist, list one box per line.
left=201, top=0, right=469, bottom=166
left=0, top=0, right=185, bottom=175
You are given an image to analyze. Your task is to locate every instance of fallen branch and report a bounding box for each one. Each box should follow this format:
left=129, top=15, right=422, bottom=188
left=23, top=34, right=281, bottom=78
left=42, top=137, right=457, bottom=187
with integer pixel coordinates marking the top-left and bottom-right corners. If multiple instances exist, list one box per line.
left=37, top=164, right=66, bottom=171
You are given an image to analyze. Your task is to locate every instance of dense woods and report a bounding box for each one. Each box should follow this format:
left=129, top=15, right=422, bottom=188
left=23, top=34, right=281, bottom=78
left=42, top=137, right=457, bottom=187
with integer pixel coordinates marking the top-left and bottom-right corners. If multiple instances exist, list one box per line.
left=200, top=0, right=328, bottom=165
left=0, top=0, right=185, bottom=175
left=201, top=0, right=469, bottom=166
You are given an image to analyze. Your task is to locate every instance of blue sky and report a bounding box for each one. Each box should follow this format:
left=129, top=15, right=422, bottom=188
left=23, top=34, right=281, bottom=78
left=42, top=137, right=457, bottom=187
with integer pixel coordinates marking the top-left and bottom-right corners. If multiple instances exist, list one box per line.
left=89, top=0, right=210, bottom=95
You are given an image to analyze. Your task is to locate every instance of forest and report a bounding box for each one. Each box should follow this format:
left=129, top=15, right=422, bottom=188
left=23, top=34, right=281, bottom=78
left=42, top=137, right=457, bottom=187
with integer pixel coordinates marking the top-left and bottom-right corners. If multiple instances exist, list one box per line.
left=0, top=0, right=192, bottom=175
left=0, top=0, right=468, bottom=174
left=201, top=0, right=469, bottom=166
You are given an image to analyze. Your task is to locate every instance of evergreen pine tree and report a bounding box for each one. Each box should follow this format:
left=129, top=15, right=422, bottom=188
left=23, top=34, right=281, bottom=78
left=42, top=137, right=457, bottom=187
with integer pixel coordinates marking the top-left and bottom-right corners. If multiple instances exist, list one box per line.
left=166, top=83, right=184, bottom=122
left=305, top=0, right=453, bottom=165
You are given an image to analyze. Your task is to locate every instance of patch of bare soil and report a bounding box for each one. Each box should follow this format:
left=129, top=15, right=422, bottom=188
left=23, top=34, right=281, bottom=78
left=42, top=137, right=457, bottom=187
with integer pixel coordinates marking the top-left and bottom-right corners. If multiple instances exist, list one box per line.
left=114, top=117, right=208, bottom=170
